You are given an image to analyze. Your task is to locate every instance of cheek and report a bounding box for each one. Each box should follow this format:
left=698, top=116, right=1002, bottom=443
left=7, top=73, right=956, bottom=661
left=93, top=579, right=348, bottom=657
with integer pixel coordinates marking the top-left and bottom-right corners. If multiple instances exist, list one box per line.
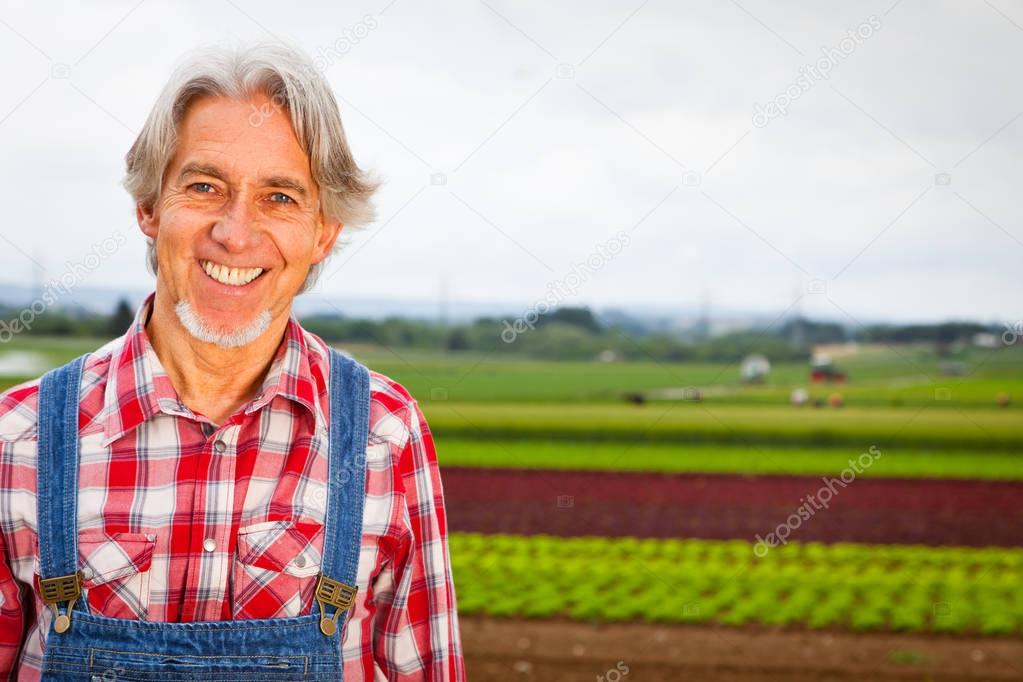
left=158, top=203, right=209, bottom=237
left=274, top=222, right=320, bottom=264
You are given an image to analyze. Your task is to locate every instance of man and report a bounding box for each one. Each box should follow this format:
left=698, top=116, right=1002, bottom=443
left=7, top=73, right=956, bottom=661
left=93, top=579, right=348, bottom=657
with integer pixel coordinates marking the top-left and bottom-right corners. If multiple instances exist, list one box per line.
left=0, top=42, right=464, bottom=680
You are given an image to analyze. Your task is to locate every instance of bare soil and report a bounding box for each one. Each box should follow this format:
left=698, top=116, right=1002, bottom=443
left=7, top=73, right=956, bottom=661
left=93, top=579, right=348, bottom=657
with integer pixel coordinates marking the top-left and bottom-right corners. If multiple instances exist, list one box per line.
left=461, top=616, right=1023, bottom=681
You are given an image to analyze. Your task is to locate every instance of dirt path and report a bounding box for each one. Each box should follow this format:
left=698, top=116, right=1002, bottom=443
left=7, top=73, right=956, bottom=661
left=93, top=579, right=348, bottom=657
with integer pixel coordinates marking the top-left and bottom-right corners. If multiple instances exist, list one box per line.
left=461, top=616, right=1023, bottom=681
left=443, top=467, right=1023, bottom=546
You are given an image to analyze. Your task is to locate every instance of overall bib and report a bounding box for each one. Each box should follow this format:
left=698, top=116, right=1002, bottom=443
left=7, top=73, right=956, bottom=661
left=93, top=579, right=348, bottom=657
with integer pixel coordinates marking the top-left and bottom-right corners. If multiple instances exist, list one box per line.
left=33, top=348, right=370, bottom=681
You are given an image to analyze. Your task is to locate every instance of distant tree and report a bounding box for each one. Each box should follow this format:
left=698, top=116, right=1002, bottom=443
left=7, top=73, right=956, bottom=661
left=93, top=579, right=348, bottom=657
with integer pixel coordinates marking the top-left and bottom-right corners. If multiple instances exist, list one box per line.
left=31, top=313, right=75, bottom=336
left=108, top=299, right=135, bottom=336
left=780, top=317, right=847, bottom=345
left=537, top=306, right=602, bottom=334
left=862, top=322, right=986, bottom=344
left=345, top=320, right=385, bottom=343
left=524, top=323, right=599, bottom=359
left=446, top=327, right=471, bottom=351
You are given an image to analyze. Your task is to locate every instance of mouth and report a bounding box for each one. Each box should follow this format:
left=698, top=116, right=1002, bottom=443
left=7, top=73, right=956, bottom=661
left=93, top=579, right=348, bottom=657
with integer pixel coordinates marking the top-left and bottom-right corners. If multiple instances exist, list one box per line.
left=198, top=258, right=268, bottom=287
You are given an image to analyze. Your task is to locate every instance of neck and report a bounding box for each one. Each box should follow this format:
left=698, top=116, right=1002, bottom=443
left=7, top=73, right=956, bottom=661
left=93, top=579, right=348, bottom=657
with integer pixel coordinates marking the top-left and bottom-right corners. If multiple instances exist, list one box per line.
left=144, top=286, right=289, bottom=424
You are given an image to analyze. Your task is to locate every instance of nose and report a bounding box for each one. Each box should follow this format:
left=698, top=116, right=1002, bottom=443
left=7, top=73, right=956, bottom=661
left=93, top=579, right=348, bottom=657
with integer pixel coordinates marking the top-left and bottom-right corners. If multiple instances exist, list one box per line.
left=210, top=194, right=261, bottom=252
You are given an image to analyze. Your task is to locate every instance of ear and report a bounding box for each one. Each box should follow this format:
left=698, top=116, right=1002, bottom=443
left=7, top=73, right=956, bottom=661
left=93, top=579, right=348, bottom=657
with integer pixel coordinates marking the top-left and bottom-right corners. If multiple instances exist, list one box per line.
left=136, top=201, right=159, bottom=239
left=310, top=218, right=343, bottom=266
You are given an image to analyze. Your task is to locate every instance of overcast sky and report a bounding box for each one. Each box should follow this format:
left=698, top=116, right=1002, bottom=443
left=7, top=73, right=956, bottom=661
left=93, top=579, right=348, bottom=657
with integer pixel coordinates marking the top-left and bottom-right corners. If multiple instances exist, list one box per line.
left=0, top=0, right=1021, bottom=325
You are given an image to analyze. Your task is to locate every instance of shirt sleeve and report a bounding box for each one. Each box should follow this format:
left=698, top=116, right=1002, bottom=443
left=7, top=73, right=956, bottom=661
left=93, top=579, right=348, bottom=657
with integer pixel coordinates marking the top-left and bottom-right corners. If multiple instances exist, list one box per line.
left=0, top=531, right=26, bottom=681
left=371, top=398, right=465, bottom=681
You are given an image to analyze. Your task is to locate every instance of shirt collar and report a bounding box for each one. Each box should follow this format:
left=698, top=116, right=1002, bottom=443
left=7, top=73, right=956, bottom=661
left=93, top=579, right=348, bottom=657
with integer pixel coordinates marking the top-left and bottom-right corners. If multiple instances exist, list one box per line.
left=100, top=291, right=318, bottom=446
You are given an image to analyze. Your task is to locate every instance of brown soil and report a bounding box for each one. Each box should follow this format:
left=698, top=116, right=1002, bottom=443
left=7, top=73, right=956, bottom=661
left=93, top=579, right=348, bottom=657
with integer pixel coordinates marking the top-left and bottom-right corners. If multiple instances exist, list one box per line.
left=442, top=467, right=1023, bottom=546
left=461, top=616, right=1023, bottom=681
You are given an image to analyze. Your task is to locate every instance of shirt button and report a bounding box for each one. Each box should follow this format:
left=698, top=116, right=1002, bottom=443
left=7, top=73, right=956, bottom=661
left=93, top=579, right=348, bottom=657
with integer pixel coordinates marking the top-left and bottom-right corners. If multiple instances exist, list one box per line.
left=80, top=567, right=94, bottom=580
left=294, top=554, right=307, bottom=568
left=203, top=538, right=216, bottom=552
left=213, top=440, right=226, bottom=453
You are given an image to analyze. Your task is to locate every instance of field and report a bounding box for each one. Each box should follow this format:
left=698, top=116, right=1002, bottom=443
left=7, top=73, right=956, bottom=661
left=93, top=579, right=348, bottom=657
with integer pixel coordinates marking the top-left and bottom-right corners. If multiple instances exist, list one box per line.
left=451, top=534, right=1023, bottom=635
left=437, top=439, right=1023, bottom=479
left=364, top=341, right=1023, bottom=680
left=441, top=468, right=1023, bottom=546
left=2, top=336, right=1022, bottom=679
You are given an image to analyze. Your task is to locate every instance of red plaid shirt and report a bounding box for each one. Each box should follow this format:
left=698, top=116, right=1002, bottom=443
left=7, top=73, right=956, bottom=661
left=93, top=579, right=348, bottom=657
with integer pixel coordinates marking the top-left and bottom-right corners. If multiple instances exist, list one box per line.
left=0, top=291, right=464, bottom=681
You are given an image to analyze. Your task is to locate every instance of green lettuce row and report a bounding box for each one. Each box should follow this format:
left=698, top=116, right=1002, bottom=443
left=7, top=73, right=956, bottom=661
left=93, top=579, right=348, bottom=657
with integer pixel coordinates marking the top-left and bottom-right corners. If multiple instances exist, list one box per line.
left=450, top=533, right=1023, bottom=636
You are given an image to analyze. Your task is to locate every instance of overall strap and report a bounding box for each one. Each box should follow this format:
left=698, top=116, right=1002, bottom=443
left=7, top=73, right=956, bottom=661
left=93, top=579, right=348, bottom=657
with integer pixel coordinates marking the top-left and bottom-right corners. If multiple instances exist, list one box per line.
left=35, top=353, right=89, bottom=632
left=313, top=348, right=370, bottom=636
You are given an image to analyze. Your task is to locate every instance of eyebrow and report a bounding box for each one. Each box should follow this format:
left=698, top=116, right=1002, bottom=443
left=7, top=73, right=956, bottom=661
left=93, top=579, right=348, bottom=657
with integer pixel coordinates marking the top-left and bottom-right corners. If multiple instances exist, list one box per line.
left=177, top=162, right=310, bottom=198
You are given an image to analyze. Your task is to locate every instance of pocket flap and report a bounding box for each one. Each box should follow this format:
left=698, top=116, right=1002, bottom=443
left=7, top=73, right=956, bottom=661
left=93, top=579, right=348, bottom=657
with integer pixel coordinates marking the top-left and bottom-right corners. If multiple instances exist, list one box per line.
left=236, top=519, right=323, bottom=578
left=78, top=530, right=156, bottom=587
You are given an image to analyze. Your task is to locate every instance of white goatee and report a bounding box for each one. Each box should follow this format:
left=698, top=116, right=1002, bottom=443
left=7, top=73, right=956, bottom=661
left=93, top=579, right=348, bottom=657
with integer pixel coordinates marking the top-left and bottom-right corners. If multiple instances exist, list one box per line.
left=174, top=300, right=272, bottom=348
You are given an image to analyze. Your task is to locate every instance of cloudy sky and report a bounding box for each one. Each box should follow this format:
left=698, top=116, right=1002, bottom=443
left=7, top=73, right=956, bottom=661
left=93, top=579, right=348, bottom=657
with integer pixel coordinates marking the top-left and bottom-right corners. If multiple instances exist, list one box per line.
left=0, top=0, right=1021, bottom=325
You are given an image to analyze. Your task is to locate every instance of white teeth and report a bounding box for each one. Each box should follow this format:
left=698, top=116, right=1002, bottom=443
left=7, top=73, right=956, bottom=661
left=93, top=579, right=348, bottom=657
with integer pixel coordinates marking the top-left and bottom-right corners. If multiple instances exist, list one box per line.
left=200, top=260, right=264, bottom=286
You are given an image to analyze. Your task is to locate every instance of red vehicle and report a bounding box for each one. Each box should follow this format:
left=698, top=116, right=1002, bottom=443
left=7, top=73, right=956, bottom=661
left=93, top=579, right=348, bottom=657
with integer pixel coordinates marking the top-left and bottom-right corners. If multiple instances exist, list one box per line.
left=810, top=355, right=847, bottom=383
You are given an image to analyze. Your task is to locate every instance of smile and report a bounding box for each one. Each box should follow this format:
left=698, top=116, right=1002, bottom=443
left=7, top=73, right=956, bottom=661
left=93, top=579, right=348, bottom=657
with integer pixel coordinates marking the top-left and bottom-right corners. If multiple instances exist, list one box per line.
left=199, top=259, right=266, bottom=286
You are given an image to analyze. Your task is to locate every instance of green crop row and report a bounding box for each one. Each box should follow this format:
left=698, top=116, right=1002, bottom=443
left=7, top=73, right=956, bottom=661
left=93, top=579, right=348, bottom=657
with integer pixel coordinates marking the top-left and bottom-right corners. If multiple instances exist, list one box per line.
left=437, top=439, right=1023, bottom=480
left=423, top=402, right=1023, bottom=450
left=449, top=533, right=1023, bottom=636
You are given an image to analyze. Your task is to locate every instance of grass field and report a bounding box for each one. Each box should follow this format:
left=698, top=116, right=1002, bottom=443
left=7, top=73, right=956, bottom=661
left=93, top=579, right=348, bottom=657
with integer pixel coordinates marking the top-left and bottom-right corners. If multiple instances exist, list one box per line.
left=355, top=344, right=1023, bottom=407
left=3, top=337, right=1022, bottom=409
left=2, top=337, right=1021, bottom=481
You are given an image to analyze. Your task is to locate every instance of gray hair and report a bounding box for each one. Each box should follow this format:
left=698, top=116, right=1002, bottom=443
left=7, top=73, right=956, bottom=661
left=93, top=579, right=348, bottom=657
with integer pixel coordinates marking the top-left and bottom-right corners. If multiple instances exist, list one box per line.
left=123, top=41, right=382, bottom=293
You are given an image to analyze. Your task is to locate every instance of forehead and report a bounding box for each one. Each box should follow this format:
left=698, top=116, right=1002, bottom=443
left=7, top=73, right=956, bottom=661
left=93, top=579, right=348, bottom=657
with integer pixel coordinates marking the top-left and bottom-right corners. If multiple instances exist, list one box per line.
left=171, top=93, right=313, bottom=179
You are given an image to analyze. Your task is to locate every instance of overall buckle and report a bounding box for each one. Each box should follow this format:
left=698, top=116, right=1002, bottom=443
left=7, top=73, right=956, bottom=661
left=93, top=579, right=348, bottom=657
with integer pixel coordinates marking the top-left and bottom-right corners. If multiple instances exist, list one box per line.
left=315, top=573, right=358, bottom=636
left=39, top=571, right=82, bottom=634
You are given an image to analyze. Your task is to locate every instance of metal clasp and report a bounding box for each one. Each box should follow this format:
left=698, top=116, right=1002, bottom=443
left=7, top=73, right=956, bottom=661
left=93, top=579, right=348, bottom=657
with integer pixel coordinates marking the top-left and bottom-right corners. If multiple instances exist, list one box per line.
left=38, top=571, right=82, bottom=634
left=315, top=573, right=358, bottom=636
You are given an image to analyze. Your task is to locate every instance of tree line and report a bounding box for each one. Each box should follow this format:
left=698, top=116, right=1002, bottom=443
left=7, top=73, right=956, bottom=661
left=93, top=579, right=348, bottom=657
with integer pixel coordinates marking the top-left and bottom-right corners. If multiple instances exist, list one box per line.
left=0, top=300, right=1004, bottom=363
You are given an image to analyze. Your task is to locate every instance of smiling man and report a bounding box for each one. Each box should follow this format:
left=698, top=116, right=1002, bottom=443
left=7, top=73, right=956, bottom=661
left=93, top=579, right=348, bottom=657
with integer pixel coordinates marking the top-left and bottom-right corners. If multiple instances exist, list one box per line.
left=0, top=43, right=464, bottom=681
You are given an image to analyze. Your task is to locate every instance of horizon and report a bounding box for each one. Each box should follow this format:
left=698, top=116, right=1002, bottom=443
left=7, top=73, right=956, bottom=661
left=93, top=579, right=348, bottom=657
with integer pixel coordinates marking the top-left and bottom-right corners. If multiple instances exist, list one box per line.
left=0, top=278, right=1010, bottom=329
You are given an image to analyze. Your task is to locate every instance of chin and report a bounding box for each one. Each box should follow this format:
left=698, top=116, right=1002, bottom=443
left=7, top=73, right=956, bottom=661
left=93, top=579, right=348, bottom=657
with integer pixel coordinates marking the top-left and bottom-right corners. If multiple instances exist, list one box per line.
left=174, top=299, right=273, bottom=348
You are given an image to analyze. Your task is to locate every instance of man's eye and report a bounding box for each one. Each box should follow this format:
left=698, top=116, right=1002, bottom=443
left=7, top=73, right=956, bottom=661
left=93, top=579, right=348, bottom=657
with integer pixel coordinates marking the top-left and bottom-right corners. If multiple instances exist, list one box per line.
left=270, top=192, right=295, bottom=204
left=190, top=182, right=215, bottom=193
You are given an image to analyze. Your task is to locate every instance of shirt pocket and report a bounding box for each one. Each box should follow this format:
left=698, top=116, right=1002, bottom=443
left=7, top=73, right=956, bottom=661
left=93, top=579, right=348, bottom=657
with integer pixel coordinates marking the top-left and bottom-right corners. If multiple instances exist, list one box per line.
left=77, top=529, right=157, bottom=620
left=231, top=519, right=324, bottom=620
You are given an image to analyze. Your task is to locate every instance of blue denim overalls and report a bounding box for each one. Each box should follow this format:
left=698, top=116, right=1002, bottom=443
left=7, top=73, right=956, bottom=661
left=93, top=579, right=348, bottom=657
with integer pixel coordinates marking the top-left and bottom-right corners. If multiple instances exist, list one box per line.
left=34, top=347, right=369, bottom=681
